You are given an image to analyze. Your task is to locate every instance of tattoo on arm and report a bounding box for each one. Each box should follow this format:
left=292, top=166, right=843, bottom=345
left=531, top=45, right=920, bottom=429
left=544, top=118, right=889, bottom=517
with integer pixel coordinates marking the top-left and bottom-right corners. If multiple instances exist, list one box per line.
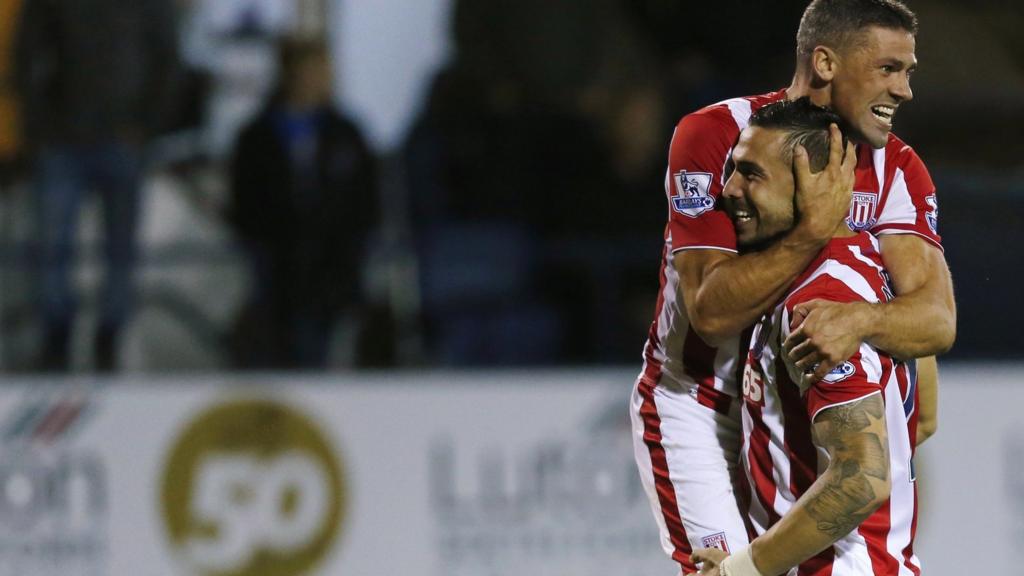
left=807, top=395, right=890, bottom=538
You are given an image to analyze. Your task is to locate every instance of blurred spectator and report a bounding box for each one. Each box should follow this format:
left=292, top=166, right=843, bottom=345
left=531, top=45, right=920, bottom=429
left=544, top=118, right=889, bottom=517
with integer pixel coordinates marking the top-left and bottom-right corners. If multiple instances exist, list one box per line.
left=227, top=37, right=377, bottom=369
left=0, top=0, right=24, bottom=183
left=180, top=0, right=300, bottom=158
left=403, top=57, right=585, bottom=365
left=14, top=0, right=179, bottom=371
left=405, top=0, right=673, bottom=364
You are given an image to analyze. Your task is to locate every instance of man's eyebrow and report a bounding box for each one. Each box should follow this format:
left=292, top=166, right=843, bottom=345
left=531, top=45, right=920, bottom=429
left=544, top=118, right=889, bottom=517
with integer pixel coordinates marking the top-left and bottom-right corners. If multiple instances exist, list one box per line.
left=878, top=57, right=918, bottom=70
left=734, top=159, right=766, bottom=176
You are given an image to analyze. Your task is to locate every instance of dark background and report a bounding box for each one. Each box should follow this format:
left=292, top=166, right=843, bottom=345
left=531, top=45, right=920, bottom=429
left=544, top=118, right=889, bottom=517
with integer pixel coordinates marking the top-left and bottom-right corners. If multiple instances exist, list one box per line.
left=0, top=0, right=1020, bottom=372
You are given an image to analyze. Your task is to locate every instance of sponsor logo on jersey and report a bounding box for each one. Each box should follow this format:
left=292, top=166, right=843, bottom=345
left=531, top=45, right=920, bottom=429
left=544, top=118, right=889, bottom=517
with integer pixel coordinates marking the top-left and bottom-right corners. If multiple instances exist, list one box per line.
left=822, top=361, right=856, bottom=384
left=701, top=531, right=730, bottom=553
left=925, top=194, right=938, bottom=234
left=847, top=192, right=878, bottom=231
left=671, top=171, right=715, bottom=218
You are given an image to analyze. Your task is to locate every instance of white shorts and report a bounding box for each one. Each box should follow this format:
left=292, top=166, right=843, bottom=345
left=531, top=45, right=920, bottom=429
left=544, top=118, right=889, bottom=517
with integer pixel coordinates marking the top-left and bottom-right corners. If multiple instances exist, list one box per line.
left=630, top=375, right=750, bottom=574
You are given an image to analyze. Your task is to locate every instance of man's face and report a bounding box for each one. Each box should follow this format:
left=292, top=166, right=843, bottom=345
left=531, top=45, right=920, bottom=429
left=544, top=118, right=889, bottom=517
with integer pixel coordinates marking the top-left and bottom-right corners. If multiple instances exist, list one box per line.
left=829, top=26, right=917, bottom=149
left=287, top=52, right=333, bottom=107
left=722, top=127, right=797, bottom=249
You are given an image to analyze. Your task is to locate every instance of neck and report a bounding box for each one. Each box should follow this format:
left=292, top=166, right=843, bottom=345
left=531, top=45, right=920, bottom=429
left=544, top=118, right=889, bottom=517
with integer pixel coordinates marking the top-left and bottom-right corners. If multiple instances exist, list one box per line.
left=832, top=224, right=857, bottom=239
left=785, top=68, right=832, bottom=108
left=744, top=223, right=857, bottom=254
left=282, top=89, right=327, bottom=113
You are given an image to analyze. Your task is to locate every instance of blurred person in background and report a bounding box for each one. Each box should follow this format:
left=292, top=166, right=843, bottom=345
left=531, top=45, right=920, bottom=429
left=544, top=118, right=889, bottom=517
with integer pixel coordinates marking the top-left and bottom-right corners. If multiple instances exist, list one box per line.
left=401, top=0, right=584, bottom=365
left=0, top=0, right=24, bottom=186
left=404, top=0, right=669, bottom=364
left=14, top=0, right=179, bottom=372
left=227, top=37, right=377, bottom=370
left=0, top=0, right=24, bottom=371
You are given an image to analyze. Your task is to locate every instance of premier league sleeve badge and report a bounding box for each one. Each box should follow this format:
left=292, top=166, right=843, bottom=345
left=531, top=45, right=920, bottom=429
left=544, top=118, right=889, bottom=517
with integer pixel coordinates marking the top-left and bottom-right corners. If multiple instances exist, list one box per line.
left=671, top=171, right=715, bottom=218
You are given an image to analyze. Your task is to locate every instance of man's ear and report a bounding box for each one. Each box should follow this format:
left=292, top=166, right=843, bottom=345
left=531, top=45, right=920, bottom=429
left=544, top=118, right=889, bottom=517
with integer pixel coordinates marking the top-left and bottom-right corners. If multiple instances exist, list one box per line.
left=810, top=46, right=840, bottom=83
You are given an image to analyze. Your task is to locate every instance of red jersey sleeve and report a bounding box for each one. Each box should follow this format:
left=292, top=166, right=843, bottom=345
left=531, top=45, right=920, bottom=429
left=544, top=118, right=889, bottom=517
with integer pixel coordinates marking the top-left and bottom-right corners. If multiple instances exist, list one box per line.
left=664, top=109, right=739, bottom=253
left=804, top=347, right=884, bottom=423
left=782, top=261, right=888, bottom=422
left=872, top=142, right=942, bottom=250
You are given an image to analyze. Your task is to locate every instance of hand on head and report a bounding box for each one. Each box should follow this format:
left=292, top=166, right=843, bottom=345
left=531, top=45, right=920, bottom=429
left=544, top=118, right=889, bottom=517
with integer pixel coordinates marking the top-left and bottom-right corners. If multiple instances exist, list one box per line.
left=792, top=123, right=857, bottom=241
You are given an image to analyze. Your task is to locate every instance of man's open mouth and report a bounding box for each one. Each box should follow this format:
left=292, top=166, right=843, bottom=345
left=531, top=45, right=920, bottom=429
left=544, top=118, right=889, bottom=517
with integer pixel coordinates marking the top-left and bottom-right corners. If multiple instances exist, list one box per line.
left=871, top=104, right=896, bottom=127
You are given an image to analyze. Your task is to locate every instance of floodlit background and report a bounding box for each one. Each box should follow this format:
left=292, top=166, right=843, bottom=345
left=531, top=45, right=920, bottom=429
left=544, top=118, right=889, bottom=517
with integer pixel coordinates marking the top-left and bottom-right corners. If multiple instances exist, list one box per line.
left=0, top=0, right=1020, bottom=575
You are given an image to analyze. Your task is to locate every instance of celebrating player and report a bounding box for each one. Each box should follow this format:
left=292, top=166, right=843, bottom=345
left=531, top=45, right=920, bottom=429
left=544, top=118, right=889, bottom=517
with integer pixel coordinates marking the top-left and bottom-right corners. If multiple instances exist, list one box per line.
left=693, top=97, right=919, bottom=576
left=630, top=1, right=954, bottom=573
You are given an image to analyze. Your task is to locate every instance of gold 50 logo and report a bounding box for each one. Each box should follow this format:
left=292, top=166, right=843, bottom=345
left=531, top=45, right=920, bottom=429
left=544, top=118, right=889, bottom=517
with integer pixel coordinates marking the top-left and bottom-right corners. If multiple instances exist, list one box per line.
left=161, top=398, right=345, bottom=576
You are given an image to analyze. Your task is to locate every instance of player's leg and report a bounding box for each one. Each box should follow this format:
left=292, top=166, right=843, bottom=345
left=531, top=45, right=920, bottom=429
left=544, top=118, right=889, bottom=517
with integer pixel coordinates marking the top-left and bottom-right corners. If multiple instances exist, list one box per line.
left=631, top=377, right=750, bottom=574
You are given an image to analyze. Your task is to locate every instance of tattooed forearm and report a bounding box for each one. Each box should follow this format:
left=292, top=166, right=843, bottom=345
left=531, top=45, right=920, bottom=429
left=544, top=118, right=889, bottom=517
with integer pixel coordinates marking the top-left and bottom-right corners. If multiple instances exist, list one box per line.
left=806, top=394, right=890, bottom=538
left=806, top=464, right=875, bottom=537
left=855, top=434, right=888, bottom=480
left=742, top=393, right=894, bottom=576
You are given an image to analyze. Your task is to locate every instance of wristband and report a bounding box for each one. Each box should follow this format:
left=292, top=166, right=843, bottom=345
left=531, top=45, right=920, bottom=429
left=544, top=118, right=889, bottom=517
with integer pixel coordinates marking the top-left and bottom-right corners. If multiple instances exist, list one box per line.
left=720, top=547, right=764, bottom=576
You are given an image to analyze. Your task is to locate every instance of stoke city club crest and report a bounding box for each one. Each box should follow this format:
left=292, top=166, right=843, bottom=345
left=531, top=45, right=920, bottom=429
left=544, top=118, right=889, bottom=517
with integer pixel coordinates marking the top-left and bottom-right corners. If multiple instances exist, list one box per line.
left=847, top=191, right=878, bottom=231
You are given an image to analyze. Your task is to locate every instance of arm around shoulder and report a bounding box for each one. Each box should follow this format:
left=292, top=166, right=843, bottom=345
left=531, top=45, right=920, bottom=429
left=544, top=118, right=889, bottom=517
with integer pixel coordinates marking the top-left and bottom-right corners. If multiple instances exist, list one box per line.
left=869, top=233, right=956, bottom=357
left=676, top=224, right=829, bottom=346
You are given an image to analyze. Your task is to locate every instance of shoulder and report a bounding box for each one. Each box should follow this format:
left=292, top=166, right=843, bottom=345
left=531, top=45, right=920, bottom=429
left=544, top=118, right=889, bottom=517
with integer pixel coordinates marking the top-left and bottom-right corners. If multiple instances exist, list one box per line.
left=237, top=111, right=275, bottom=143
left=322, top=110, right=371, bottom=147
left=669, top=91, right=785, bottom=163
left=327, top=108, right=357, bottom=128
left=784, top=235, right=885, bottom=311
left=880, top=133, right=936, bottom=201
left=673, top=103, right=738, bottom=142
left=667, top=106, right=737, bottom=172
left=884, top=133, right=928, bottom=171
left=674, top=90, right=786, bottom=137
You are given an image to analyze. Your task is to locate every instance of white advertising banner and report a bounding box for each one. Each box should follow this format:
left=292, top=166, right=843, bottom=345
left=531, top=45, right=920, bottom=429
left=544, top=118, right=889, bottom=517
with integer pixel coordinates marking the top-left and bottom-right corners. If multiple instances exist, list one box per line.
left=0, top=365, right=1010, bottom=576
left=0, top=370, right=671, bottom=576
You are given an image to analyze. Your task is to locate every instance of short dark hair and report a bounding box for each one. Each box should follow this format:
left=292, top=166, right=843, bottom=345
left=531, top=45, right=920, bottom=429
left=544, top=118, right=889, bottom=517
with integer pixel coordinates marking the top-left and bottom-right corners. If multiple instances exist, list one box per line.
left=796, top=0, right=918, bottom=59
left=749, top=97, right=850, bottom=172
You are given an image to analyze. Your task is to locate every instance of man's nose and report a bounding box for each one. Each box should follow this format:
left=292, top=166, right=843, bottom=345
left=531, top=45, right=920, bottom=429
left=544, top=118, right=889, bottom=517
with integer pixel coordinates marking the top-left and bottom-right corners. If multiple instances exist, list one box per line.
left=892, top=72, right=913, bottom=102
left=722, top=173, right=742, bottom=199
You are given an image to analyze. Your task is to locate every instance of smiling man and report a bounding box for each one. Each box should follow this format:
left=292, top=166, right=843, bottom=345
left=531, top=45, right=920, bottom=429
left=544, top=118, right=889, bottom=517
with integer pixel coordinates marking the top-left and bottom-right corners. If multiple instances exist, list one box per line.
left=631, top=1, right=954, bottom=574
left=693, top=97, right=920, bottom=576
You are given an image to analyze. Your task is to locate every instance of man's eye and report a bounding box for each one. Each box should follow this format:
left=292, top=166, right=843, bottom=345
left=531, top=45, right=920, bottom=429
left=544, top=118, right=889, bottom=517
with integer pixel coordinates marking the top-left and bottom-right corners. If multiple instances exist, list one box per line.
left=881, top=65, right=895, bottom=73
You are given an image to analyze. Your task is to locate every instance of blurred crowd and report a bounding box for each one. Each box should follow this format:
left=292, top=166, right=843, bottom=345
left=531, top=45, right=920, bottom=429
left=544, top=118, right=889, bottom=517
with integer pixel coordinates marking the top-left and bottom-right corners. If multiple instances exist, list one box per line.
left=0, top=0, right=1021, bottom=373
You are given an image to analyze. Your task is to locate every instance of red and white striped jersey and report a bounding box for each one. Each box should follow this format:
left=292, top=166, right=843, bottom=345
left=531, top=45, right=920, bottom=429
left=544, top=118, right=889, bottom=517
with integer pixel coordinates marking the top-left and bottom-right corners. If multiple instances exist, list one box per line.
left=740, top=232, right=920, bottom=576
left=639, top=89, right=941, bottom=410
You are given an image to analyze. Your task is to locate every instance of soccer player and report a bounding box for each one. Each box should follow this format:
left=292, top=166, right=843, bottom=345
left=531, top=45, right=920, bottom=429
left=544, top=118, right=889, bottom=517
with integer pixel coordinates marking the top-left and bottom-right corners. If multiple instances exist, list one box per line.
left=630, top=1, right=954, bottom=573
left=693, top=97, right=919, bottom=576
